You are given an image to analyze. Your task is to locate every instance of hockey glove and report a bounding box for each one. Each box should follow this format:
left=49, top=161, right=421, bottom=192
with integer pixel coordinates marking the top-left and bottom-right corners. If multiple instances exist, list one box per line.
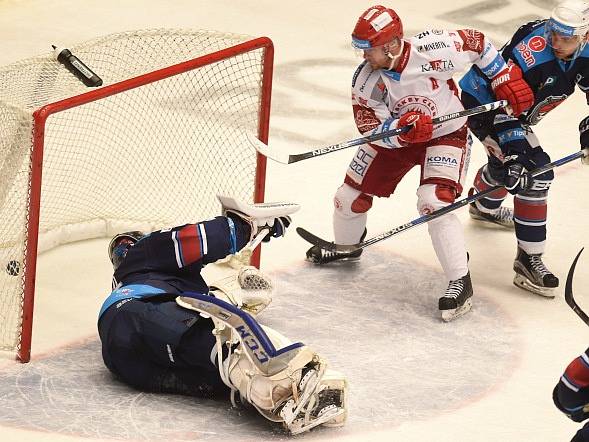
left=579, top=115, right=589, bottom=165
left=262, top=216, right=291, bottom=242
left=503, top=154, right=531, bottom=194
left=397, top=112, right=433, bottom=144
left=490, top=64, right=534, bottom=117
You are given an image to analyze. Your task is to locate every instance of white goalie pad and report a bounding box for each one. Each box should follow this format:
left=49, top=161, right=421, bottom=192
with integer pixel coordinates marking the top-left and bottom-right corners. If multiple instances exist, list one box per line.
left=176, top=293, right=305, bottom=376
left=175, top=293, right=348, bottom=434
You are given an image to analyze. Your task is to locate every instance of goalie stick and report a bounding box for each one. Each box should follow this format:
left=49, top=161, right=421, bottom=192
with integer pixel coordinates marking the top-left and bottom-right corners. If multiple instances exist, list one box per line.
left=298, top=148, right=589, bottom=253
left=565, top=248, right=589, bottom=326
left=247, top=100, right=508, bottom=164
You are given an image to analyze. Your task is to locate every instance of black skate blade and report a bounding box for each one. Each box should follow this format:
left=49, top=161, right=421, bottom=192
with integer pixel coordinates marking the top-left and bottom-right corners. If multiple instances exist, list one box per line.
left=296, top=227, right=360, bottom=253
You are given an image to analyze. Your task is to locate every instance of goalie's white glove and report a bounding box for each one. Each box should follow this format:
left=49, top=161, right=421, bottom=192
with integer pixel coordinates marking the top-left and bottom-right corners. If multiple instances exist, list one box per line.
left=217, top=195, right=300, bottom=244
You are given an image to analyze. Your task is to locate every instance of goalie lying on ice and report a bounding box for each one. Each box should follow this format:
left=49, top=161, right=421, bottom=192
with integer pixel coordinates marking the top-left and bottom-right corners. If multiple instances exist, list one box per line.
left=97, top=195, right=347, bottom=435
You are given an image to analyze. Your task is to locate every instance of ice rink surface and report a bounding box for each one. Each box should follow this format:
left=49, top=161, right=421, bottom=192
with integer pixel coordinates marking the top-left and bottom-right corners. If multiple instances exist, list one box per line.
left=0, top=0, right=588, bottom=440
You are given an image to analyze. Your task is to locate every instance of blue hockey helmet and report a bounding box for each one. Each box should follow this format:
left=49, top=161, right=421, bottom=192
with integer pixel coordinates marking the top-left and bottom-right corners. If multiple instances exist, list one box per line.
left=108, top=231, right=144, bottom=270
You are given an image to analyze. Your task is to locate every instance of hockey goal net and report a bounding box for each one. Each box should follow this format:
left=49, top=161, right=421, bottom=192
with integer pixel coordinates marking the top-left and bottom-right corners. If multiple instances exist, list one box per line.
left=0, top=29, right=273, bottom=362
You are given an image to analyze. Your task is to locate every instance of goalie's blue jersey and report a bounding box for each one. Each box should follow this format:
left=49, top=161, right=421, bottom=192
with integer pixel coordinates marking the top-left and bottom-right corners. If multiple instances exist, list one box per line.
left=99, top=216, right=249, bottom=320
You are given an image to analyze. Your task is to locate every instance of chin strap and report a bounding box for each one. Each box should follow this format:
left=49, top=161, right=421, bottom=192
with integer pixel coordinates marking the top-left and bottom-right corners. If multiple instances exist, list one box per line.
left=386, top=39, right=404, bottom=70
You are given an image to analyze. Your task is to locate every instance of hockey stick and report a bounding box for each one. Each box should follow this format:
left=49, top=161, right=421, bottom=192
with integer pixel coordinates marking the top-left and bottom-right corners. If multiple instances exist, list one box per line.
left=565, top=248, right=589, bottom=326
left=247, top=100, right=508, bottom=164
left=298, top=148, right=589, bottom=253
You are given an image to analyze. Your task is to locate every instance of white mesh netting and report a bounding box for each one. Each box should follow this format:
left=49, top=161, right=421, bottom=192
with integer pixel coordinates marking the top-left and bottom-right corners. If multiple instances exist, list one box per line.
left=0, top=29, right=271, bottom=354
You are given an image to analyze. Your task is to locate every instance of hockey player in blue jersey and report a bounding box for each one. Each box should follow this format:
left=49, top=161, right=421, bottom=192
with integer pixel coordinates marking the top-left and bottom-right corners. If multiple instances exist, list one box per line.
left=97, top=196, right=347, bottom=435
left=459, top=0, right=589, bottom=297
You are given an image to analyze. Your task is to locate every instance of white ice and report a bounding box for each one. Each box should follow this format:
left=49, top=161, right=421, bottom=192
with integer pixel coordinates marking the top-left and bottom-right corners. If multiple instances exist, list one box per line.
left=0, top=0, right=587, bottom=441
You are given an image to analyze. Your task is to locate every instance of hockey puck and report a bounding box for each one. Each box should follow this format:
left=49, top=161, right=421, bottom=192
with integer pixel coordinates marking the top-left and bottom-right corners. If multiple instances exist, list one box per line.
left=6, top=260, right=20, bottom=276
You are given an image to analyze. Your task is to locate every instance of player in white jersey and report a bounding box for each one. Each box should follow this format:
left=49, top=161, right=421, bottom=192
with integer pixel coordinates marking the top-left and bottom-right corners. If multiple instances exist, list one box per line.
left=306, top=5, right=534, bottom=321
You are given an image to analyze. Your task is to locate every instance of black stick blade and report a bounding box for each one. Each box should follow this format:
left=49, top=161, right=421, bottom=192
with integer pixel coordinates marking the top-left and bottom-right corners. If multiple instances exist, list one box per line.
left=565, top=248, right=589, bottom=326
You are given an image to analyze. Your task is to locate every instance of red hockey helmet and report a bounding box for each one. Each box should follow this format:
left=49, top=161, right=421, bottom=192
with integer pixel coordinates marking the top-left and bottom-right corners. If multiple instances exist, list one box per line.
left=352, top=5, right=403, bottom=50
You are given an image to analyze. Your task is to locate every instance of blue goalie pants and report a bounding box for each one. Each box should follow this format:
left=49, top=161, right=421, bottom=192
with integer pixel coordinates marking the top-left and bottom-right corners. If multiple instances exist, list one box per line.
left=98, top=297, right=230, bottom=398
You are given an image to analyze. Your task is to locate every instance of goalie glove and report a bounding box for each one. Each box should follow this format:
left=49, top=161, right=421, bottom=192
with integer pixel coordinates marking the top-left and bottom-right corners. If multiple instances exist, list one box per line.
left=217, top=195, right=299, bottom=244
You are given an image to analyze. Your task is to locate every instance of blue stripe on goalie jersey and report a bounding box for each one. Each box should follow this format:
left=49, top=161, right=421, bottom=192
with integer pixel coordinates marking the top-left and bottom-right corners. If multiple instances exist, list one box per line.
left=227, top=217, right=237, bottom=254
left=98, top=283, right=167, bottom=319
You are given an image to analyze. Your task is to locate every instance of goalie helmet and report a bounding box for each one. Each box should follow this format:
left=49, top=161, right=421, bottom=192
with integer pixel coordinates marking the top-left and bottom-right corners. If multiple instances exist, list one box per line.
left=108, top=231, right=145, bottom=270
left=545, top=0, right=589, bottom=59
left=351, top=5, right=403, bottom=50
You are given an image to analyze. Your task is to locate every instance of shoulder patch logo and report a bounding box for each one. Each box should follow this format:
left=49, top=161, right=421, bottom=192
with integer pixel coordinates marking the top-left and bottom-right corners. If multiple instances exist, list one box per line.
left=528, top=36, right=546, bottom=52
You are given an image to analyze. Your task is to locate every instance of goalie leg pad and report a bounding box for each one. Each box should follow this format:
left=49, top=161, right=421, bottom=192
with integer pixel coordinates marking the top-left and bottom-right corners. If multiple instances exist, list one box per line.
left=176, top=294, right=348, bottom=434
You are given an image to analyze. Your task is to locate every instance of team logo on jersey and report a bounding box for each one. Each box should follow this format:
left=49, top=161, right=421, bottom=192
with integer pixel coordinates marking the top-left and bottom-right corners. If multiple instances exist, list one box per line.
left=421, top=59, right=455, bottom=72
left=524, top=94, right=567, bottom=124
left=431, top=29, right=444, bottom=35
left=528, top=36, right=546, bottom=52
left=516, top=42, right=535, bottom=67
left=354, top=106, right=380, bottom=131
left=417, top=41, right=450, bottom=52
left=392, top=95, right=438, bottom=118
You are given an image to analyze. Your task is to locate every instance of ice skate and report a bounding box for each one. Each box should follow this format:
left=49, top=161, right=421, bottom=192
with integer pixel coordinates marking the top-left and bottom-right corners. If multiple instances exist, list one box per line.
left=439, top=272, right=473, bottom=322
left=468, top=189, right=514, bottom=229
left=513, top=247, right=559, bottom=297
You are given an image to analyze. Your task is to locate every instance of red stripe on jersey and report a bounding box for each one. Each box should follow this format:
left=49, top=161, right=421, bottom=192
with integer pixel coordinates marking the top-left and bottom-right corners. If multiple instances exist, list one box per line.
left=565, top=357, right=589, bottom=388
left=178, top=224, right=202, bottom=266
left=457, top=29, right=485, bottom=54
left=473, top=171, right=508, bottom=199
left=395, top=42, right=411, bottom=73
left=514, top=198, right=547, bottom=221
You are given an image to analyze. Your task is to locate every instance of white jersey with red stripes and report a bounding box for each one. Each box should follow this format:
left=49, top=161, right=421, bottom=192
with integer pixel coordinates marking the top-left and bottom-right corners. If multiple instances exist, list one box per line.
left=352, top=29, right=507, bottom=148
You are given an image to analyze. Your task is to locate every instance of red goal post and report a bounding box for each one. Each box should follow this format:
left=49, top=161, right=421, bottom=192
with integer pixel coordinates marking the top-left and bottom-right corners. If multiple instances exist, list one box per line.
left=0, top=29, right=274, bottom=362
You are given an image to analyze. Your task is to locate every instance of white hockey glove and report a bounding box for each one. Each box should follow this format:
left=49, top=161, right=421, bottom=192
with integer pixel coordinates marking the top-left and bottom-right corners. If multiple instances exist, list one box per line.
left=217, top=195, right=300, bottom=243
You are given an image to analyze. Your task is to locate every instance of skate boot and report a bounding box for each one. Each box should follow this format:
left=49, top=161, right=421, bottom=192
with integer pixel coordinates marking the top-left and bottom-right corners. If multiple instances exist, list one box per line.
left=468, top=188, right=514, bottom=229
left=513, top=247, right=559, bottom=297
left=439, top=272, right=473, bottom=322
left=305, top=229, right=366, bottom=265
